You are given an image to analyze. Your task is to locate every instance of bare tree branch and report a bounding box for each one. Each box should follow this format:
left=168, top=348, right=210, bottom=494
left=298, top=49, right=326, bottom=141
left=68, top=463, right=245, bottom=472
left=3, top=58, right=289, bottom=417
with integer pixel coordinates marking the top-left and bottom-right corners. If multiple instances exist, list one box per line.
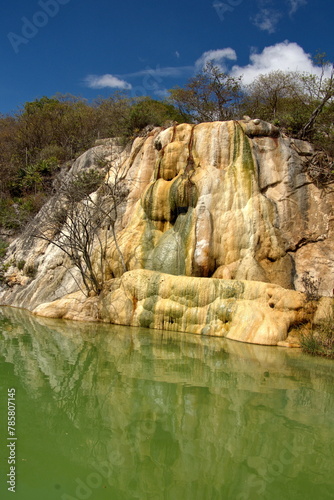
left=33, top=151, right=131, bottom=295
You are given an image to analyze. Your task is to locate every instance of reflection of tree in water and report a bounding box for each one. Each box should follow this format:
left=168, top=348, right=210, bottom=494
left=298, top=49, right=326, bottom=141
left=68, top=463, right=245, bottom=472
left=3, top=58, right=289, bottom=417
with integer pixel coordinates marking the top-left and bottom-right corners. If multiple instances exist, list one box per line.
left=1, top=306, right=334, bottom=499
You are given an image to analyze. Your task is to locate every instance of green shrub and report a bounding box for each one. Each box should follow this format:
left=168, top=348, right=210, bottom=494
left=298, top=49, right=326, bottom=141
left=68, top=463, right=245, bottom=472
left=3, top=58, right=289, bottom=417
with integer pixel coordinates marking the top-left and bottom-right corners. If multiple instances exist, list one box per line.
left=37, top=145, right=67, bottom=163
left=300, top=332, right=324, bottom=356
left=24, top=264, right=37, bottom=279
left=0, top=261, right=11, bottom=283
left=0, top=239, right=8, bottom=259
left=65, top=169, right=105, bottom=202
left=17, top=260, right=25, bottom=271
left=0, top=195, right=47, bottom=230
left=300, top=304, right=334, bottom=358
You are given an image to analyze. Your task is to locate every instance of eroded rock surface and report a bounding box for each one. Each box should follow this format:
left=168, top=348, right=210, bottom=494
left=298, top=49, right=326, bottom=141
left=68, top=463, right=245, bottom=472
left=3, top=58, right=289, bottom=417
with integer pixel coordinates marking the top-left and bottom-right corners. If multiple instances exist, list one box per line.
left=1, top=120, right=333, bottom=345
left=34, top=269, right=309, bottom=346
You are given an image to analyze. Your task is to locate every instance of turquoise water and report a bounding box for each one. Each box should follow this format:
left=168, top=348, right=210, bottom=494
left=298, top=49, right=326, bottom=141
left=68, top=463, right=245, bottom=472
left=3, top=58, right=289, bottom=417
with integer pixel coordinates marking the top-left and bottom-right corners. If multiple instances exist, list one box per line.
left=0, top=306, right=334, bottom=500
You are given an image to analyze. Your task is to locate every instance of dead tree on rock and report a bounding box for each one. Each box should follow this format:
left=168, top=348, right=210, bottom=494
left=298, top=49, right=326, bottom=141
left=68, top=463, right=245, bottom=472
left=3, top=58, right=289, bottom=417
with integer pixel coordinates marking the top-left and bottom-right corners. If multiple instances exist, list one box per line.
left=35, top=158, right=130, bottom=296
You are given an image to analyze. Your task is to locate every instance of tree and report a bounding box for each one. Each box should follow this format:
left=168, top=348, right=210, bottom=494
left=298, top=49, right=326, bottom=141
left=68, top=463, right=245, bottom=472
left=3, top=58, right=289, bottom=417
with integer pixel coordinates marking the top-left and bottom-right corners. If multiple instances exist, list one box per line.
left=241, top=70, right=303, bottom=123
left=94, top=91, right=133, bottom=140
left=94, top=94, right=186, bottom=140
left=0, top=92, right=190, bottom=238
left=169, top=62, right=242, bottom=122
left=127, top=97, right=186, bottom=133
left=17, top=95, right=99, bottom=164
left=0, top=115, right=20, bottom=196
left=240, top=59, right=334, bottom=145
left=298, top=55, right=334, bottom=139
left=35, top=160, right=130, bottom=296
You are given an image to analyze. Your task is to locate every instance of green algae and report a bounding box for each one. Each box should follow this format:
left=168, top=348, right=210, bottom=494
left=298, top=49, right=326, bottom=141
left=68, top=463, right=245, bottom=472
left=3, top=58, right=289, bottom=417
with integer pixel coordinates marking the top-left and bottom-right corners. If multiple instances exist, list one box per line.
left=242, top=134, right=255, bottom=173
left=138, top=272, right=161, bottom=328
left=219, top=279, right=245, bottom=299
left=169, top=175, right=198, bottom=221
left=149, top=230, right=186, bottom=275
left=231, top=122, right=255, bottom=173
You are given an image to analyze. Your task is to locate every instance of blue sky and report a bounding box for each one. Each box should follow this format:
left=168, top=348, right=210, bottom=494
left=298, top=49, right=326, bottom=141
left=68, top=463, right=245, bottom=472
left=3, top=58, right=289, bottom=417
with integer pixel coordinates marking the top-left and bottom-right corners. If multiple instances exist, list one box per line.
left=1, top=0, right=334, bottom=114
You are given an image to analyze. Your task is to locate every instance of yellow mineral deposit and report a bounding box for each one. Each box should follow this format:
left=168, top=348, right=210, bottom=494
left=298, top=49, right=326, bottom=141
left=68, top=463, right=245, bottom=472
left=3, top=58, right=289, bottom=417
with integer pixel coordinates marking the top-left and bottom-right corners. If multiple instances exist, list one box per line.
left=1, top=120, right=333, bottom=345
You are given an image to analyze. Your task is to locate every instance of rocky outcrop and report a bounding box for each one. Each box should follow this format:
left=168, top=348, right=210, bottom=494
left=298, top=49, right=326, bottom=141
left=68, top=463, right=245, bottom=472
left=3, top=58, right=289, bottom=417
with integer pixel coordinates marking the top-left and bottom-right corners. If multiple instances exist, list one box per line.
left=33, top=269, right=308, bottom=346
left=1, top=120, right=333, bottom=345
left=103, top=120, right=333, bottom=294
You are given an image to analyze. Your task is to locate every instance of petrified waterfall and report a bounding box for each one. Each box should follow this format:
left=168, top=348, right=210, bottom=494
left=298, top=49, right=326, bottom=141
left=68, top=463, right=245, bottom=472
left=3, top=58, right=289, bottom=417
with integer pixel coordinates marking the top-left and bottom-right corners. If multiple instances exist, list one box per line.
left=1, top=120, right=333, bottom=345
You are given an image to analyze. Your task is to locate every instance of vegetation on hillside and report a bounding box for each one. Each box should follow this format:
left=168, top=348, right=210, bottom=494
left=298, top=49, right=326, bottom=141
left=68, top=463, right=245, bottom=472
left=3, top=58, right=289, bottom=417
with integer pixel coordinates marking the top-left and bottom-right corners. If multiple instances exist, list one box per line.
left=300, top=310, right=334, bottom=359
left=299, top=298, right=334, bottom=358
left=0, top=95, right=186, bottom=232
left=169, top=56, right=334, bottom=155
left=295, top=273, right=334, bottom=358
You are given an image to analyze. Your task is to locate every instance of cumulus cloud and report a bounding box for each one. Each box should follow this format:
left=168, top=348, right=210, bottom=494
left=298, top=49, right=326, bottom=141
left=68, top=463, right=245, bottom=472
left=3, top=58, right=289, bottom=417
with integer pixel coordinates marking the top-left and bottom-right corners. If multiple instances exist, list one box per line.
left=85, top=74, right=132, bottom=90
left=252, top=8, right=282, bottom=33
left=195, top=48, right=237, bottom=71
left=230, top=41, right=328, bottom=84
left=287, top=0, right=307, bottom=15
left=84, top=41, right=328, bottom=96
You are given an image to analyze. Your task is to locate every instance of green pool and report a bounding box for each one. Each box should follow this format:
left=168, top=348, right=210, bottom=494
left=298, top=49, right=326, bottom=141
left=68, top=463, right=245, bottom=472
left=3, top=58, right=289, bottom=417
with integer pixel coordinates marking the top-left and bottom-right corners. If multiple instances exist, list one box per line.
left=0, top=306, right=334, bottom=500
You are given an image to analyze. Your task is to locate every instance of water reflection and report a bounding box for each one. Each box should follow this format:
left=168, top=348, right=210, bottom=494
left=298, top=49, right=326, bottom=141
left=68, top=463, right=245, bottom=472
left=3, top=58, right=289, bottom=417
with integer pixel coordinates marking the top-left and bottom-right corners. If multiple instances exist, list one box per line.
left=0, top=306, right=334, bottom=500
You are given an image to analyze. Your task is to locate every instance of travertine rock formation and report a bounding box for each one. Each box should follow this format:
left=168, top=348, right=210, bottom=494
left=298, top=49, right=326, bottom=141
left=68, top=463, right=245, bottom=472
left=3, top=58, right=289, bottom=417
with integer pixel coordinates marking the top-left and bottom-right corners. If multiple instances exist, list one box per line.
left=1, top=120, right=333, bottom=345
left=33, top=269, right=308, bottom=345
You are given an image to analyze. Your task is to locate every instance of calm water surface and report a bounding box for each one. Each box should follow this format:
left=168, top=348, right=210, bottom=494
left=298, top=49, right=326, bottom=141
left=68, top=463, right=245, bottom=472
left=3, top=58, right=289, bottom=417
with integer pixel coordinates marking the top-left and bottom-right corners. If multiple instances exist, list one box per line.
left=0, top=306, right=334, bottom=500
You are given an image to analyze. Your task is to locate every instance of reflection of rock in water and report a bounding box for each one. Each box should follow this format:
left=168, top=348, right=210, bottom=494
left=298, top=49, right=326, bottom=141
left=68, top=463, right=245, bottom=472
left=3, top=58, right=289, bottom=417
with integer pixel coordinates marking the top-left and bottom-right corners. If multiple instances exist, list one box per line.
left=1, top=306, right=334, bottom=499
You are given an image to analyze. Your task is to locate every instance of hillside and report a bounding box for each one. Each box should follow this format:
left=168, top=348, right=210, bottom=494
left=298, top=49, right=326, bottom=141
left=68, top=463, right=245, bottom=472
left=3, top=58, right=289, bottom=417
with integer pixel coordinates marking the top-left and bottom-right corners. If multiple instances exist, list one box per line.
left=0, top=119, right=333, bottom=345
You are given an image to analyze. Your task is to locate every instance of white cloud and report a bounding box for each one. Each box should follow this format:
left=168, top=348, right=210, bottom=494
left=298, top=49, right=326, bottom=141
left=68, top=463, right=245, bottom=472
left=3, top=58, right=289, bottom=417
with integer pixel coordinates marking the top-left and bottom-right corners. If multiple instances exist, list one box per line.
left=230, top=41, right=328, bottom=84
left=84, top=41, right=329, bottom=96
left=252, top=8, right=282, bottom=33
left=287, top=0, right=307, bottom=16
left=85, top=74, right=132, bottom=90
left=195, top=48, right=237, bottom=71
left=124, top=66, right=193, bottom=79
